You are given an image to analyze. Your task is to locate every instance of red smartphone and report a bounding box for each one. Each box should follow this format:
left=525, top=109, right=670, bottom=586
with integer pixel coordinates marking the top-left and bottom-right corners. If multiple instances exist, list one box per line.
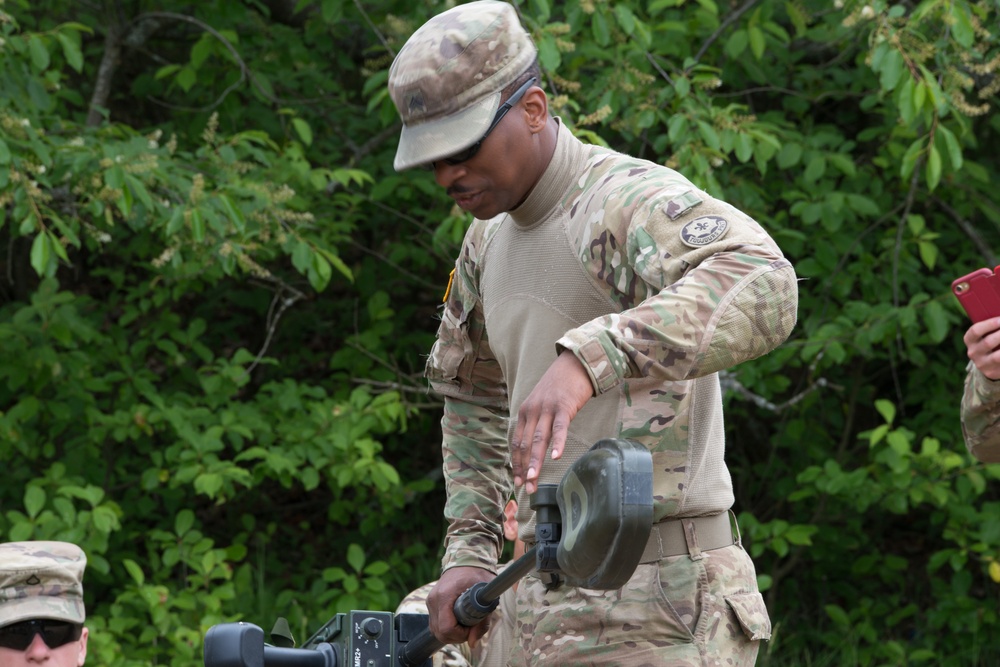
left=952, top=266, right=1000, bottom=323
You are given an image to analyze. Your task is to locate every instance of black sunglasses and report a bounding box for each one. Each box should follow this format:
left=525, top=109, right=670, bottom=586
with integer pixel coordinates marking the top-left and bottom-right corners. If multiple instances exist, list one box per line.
left=438, top=76, right=538, bottom=166
left=0, top=619, right=83, bottom=651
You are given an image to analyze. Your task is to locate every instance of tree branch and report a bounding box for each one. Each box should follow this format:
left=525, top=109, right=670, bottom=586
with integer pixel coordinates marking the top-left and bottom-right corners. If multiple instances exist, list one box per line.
left=719, top=370, right=838, bottom=413
left=933, top=197, right=998, bottom=267
left=691, top=0, right=760, bottom=66
left=87, top=14, right=167, bottom=126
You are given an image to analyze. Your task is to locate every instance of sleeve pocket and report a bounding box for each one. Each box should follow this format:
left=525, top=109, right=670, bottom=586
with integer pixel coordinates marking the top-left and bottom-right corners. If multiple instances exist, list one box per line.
left=425, top=299, right=473, bottom=387
left=725, top=591, right=772, bottom=641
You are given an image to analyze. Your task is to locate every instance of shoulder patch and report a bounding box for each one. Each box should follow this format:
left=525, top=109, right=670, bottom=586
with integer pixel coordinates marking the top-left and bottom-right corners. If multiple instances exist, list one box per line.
left=662, top=190, right=703, bottom=220
left=680, top=215, right=729, bottom=247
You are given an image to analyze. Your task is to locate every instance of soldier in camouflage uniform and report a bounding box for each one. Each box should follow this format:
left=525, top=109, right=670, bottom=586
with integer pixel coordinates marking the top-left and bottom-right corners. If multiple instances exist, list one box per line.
left=961, top=319, right=1000, bottom=461
left=0, top=541, right=89, bottom=666
left=387, top=1, right=799, bottom=665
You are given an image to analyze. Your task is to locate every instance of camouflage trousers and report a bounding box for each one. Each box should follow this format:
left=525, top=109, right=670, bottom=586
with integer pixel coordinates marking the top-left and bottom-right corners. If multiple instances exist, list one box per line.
left=506, top=544, right=770, bottom=666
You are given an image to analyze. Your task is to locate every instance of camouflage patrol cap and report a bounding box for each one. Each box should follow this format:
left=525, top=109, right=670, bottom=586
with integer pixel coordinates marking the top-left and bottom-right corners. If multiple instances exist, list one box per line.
left=388, top=0, right=537, bottom=171
left=0, top=541, right=86, bottom=627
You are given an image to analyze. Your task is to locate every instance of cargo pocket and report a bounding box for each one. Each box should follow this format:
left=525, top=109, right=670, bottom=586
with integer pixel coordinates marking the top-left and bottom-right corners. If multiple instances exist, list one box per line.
left=725, top=591, right=772, bottom=641
left=425, top=287, right=476, bottom=388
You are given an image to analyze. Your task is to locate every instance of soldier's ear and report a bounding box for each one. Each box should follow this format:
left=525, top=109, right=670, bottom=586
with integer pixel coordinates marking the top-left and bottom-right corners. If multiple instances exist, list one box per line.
left=76, top=627, right=89, bottom=666
left=522, top=87, right=548, bottom=133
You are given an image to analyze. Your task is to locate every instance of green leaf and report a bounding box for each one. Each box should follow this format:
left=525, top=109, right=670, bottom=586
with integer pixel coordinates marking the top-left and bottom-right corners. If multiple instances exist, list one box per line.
left=887, top=430, right=912, bottom=457
left=316, top=247, right=354, bottom=282
left=950, top=3, right=975, bottom=48
left=190, top=36, right=213, bottom=69
left=734, top=133, right=753, bottom=163
left=784, top=524, right=816, bottom=546
left=123, top=559, right=145, bottom=586
left=725, top=29, right=748, bottom=59
left=176, top=66, right=197, bottom=92
left=918, top=240, right=938, bottom=269
left=632, top=17, right=652, bottom=50
left=155, top=64, right=182, bottom=80
left=900, top=138, right=922, bottom=180
left=56, top=32, right=83, bottom=72
left=292, top=240, right=312, bottom=273
left=105, top=165, right=125, bottom=189
left=365, top=561, right=390, bottom=576
left=877, top=48, right=905, bottom=91
left=803, top=155, right=826, bottom=183
left=827, top=153, right=856, bottom=178
left=195, top=473, right=223, bottom=497
left=897, top=77, right=916, bottom=125
left=875, top=399, right=896, bottom=425
left=191, top=209, right=205, bottom=242
left=668, top=114, right=688, bottom=142
left=613, top=4, right=636, bottom=34
left=922, top=300, right=948, bottom=343
left=936, top=124, right=963, bottom=171
left=24, top=486, right=46, bottom=519
left=218, top=194, right=246, bottom=233
left=309, top=252, right=333, bottom=291
left=30, top=232, right=52, bottom=276
left=591, top=9, right=610, bottom=46
left=347, top=543, right=365, bottom=572
left=825, top=604, right=851, bottom=627
left=175, top=509, right=195, bottom=536
left=0, top=138, right=10, bottom=165
left=748, top=26, right=766, bottom=60
left=124, top=173, right=154, bottom=212
left=925, top=144, right=942, bottom=191
left=166, top=207, right=185, bottom=235
left=777, top=142, right=802, bottom=168
left=92, top=505, right=119, bottom=532
left=321, top=0, right=344, bottom=22
left=696, top=121, right=720, bottom=150
left=292, top=118, right=313, bottom=146
left=28, top=35, right=50, bottom=71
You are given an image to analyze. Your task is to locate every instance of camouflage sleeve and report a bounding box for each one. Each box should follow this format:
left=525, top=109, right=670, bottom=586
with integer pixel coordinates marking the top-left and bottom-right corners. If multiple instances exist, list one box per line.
left=557, top=197, right=798, bottom=393
left=961, top=361, right=1000, bottom=463
left=439, top=398, right=512, bottom=573
left=425, top=232, right=513, bottom=573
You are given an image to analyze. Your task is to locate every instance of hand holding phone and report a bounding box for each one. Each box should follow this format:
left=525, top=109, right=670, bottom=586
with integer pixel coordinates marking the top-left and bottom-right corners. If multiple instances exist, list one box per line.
left=953, top=266, right=1000, bottom=323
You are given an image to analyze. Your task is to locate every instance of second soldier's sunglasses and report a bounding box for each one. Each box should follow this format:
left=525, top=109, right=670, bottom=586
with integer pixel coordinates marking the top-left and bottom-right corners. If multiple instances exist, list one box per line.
left=0, top=619, right=83, bottom=651
left=437, top=77, right=538, bottom=166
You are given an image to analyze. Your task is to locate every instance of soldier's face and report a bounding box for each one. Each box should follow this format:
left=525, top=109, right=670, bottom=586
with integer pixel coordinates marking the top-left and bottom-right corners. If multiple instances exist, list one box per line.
left=0, top=625, right=88, bottom=667
left=431, top=94, right=540, bottom=219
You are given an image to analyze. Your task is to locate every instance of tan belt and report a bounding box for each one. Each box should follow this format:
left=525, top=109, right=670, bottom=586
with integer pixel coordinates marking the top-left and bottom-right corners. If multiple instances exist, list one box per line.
left=639, top=512, right=738, bottom=563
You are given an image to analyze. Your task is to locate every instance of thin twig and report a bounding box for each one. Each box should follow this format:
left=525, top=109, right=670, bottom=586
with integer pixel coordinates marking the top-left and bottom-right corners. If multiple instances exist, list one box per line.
left=719, top=370, right=838, bottom=412
left=243, top=282, right=307, bottom=378
left=352, top=0, right=395, bottom=59
left=691, top=0, right=760, bottom=66
left=933, top=197, right=998, bottom=267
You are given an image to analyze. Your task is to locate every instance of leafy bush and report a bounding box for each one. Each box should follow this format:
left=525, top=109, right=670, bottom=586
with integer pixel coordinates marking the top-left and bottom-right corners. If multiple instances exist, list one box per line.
left=2, top=1, right=1000, bottom=665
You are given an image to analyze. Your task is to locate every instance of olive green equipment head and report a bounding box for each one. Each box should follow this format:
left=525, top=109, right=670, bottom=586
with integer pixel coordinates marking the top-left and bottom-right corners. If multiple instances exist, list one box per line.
left=555, top=438, right=654, bottom=589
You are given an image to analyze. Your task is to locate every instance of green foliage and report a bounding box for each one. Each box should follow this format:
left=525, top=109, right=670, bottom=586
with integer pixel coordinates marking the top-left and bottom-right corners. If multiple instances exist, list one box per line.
left=2, top=0, right=1000, bottom=665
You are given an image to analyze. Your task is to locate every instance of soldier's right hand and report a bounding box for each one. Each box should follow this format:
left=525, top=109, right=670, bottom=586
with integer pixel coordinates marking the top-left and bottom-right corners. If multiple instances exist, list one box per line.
left=427, top=566, right=495, bottom=647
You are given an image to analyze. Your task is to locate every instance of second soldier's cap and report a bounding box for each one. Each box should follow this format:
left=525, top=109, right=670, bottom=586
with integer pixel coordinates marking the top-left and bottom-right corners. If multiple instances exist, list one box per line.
left=388, top=0, right=538, bottom=171
left=0, top=541, right=86, bottom=628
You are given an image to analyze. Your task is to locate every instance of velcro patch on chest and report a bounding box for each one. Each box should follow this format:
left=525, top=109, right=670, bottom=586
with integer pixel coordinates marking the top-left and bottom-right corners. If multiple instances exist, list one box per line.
left=680, top=215, right=729, bottom=247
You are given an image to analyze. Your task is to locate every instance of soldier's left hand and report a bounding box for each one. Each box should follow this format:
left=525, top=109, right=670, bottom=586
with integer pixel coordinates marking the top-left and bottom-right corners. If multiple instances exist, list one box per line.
left=512, top=350, right=594, bottom=494
left=965, top=319, right=1000, bottom=379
